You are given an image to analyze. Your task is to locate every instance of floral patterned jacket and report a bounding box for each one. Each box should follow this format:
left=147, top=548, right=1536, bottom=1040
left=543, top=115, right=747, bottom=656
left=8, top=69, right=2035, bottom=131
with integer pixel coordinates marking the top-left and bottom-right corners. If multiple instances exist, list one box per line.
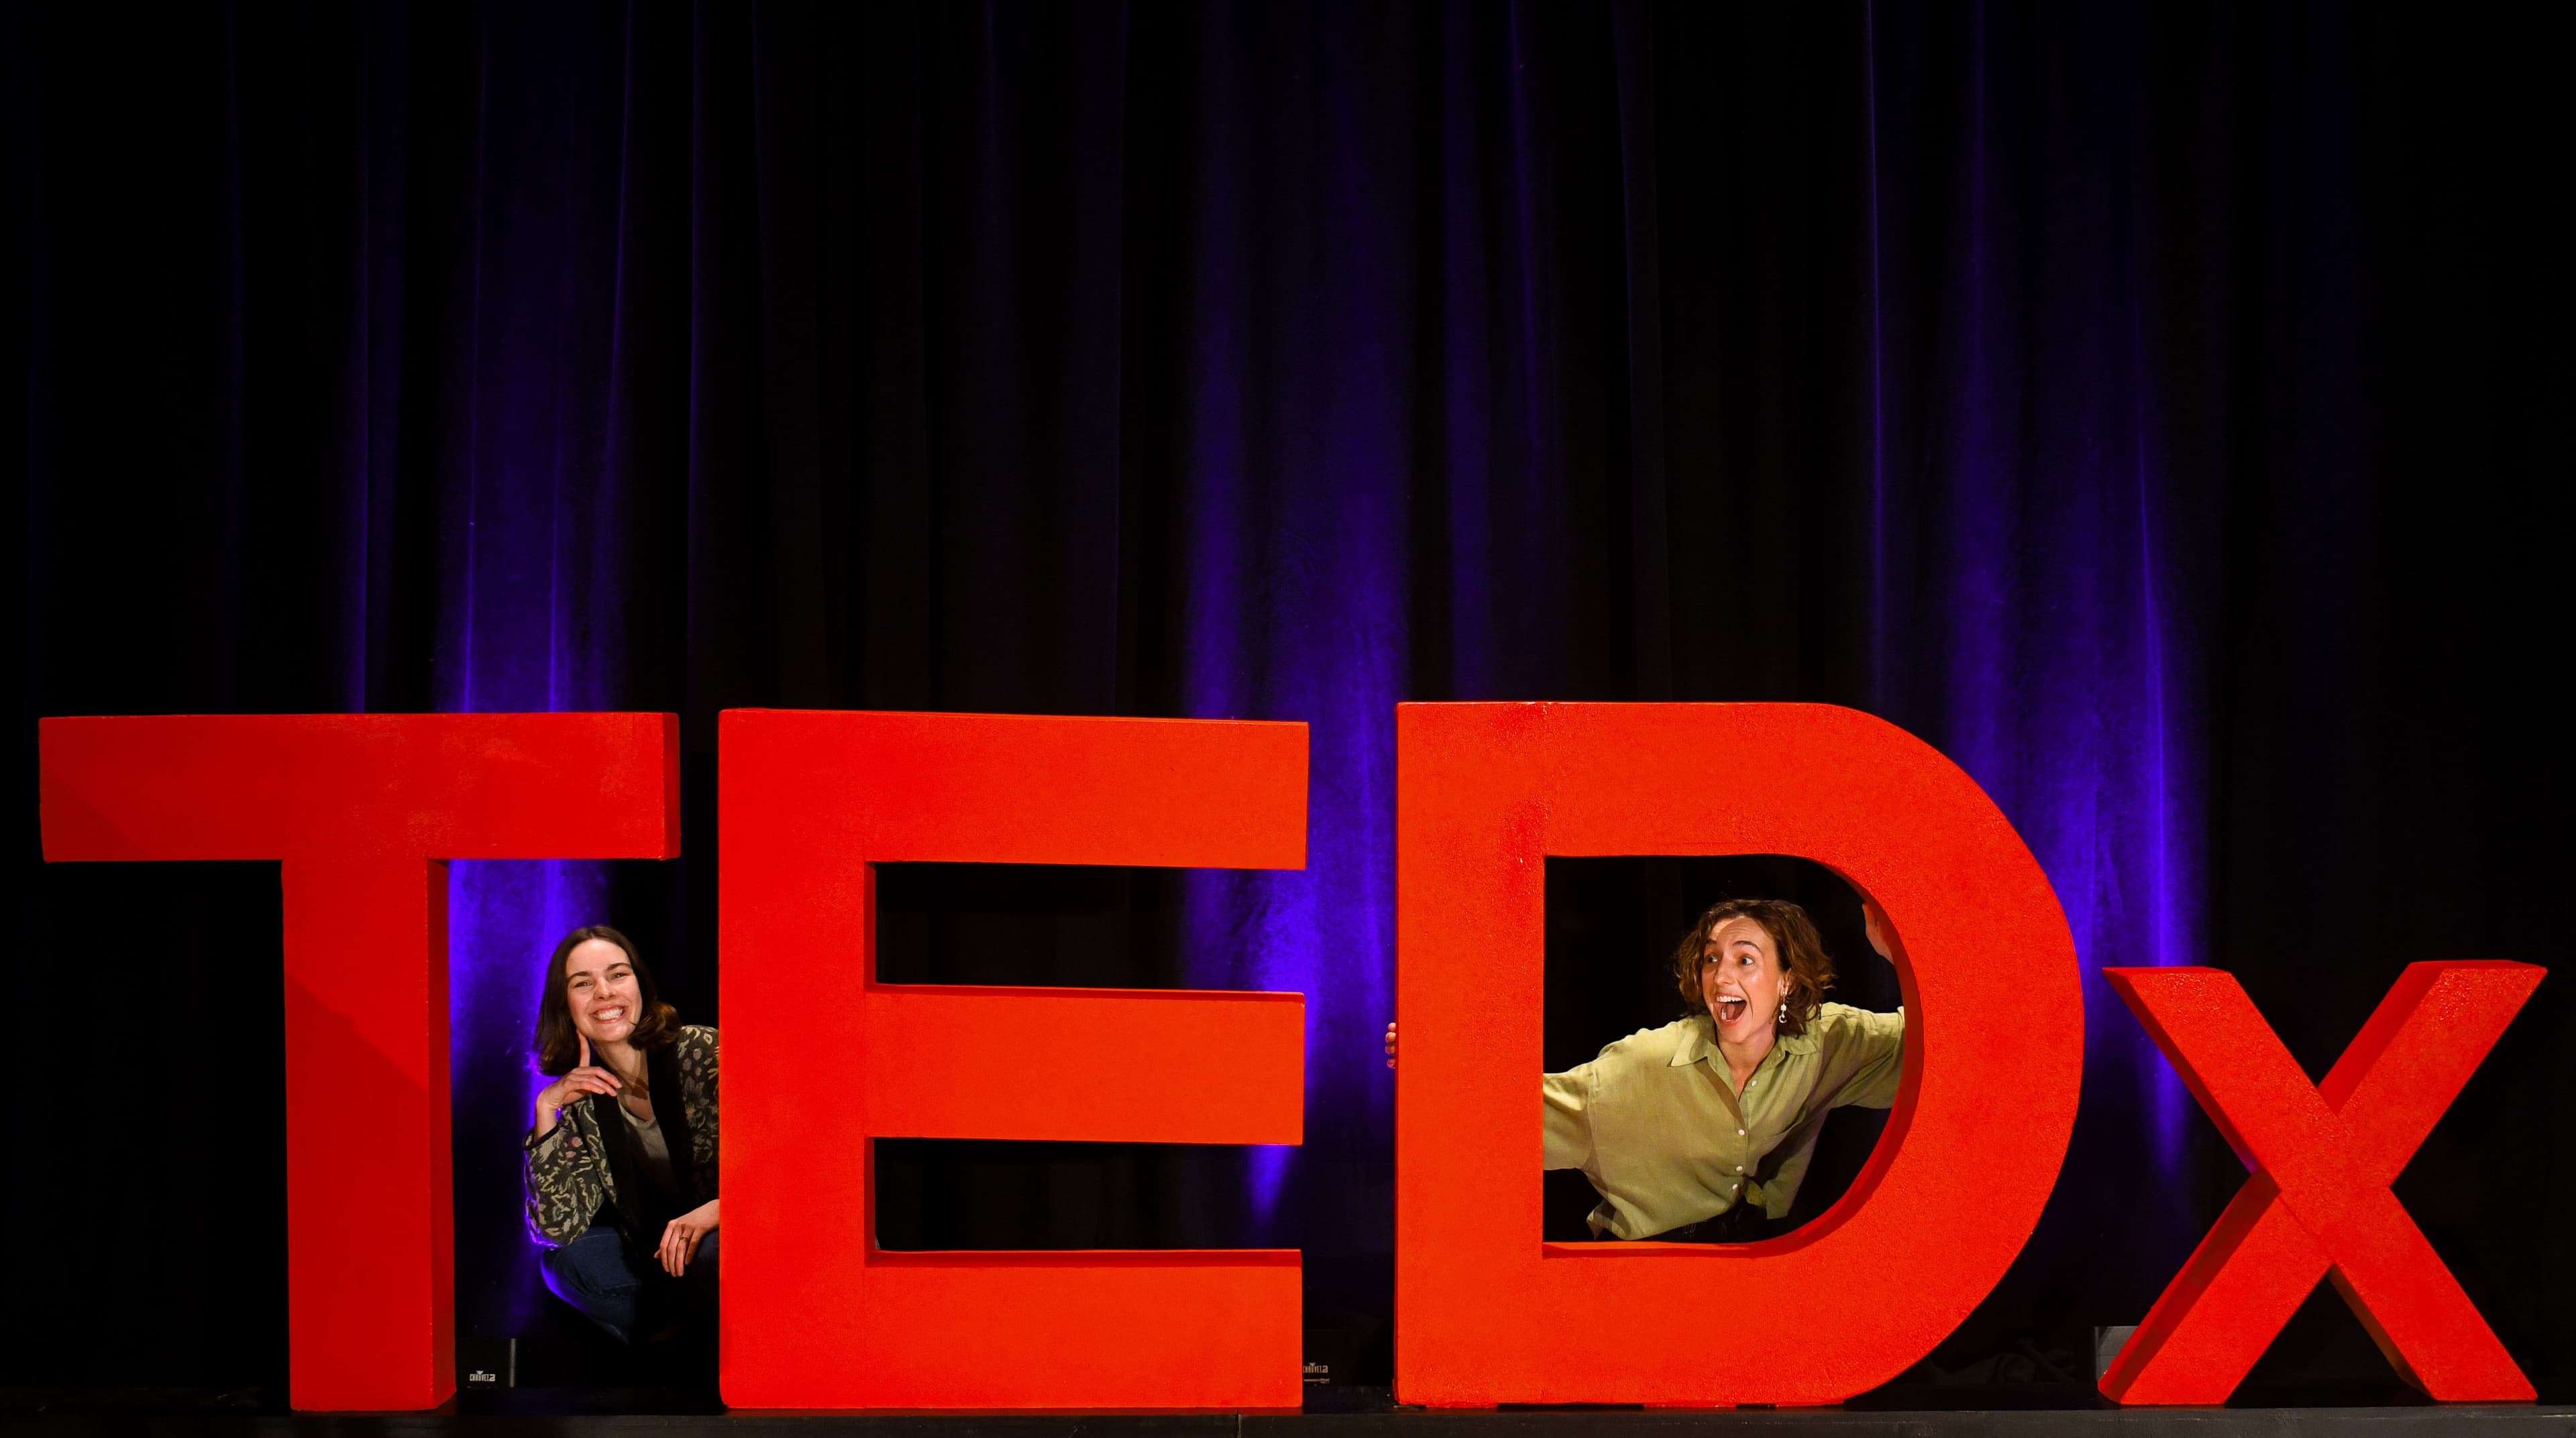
left=523, top=1023, right=720, bottom=1246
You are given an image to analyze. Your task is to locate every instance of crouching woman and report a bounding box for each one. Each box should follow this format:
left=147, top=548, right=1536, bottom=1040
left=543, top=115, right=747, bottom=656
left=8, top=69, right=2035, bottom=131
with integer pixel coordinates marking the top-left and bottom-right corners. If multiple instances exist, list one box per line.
left=524, top=925, right=720, bottom=1343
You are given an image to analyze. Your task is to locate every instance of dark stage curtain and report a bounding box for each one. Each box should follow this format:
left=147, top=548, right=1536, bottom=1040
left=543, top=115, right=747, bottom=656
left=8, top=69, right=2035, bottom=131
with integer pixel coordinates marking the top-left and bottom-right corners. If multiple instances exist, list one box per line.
left=4, top=0, right=2568, bottom=1400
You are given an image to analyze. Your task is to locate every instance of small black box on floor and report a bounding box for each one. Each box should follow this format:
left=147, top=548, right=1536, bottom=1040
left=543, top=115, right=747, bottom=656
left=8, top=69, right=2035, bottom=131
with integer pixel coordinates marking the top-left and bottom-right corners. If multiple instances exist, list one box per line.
left=458, top=1337, right=517, bottom=1389
left=1303, top=1329, right=1353, bottom=1386
left=2092, top=1325, right=2135, bottom=1380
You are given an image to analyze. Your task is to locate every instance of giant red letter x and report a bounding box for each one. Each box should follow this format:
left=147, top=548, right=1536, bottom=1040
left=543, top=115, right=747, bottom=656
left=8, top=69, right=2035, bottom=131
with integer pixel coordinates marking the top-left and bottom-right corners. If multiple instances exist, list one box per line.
left=2101, top=963, right=2542, bottom=1404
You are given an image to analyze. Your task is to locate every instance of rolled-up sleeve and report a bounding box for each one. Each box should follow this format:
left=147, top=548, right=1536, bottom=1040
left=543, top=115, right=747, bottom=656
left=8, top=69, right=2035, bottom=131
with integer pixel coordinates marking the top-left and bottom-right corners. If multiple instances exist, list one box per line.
left=1542, top=1066, right=1595, bottom=1172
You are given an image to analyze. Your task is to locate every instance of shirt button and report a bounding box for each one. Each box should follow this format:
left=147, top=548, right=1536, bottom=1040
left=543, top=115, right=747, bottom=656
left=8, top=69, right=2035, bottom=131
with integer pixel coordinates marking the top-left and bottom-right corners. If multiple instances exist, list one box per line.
left=1737, top=1129, right=1746, bottom=1136
left=1735, top=1165, right=1743, bottom=1172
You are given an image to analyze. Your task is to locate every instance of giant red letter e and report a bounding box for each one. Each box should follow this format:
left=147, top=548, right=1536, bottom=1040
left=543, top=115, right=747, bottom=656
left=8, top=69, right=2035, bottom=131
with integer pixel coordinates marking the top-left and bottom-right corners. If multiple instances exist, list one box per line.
left=38, top=713, right=680, bottom=1411
left=718, top=710, right=1308, bottom=1409
left=1395, top=703, right=2084, bottom=1406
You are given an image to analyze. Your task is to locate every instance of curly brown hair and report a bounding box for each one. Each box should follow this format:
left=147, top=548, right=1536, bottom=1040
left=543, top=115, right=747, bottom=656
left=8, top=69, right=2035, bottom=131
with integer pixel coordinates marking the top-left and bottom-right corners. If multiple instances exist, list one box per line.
left=532, top=925, right=681, bottom=1077
left=1669, top=897, right=1837, bottom=1039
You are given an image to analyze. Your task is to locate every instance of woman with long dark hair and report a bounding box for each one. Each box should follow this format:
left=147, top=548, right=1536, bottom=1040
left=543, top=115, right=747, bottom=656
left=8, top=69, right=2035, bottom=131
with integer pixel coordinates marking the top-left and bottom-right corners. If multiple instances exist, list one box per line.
left=523, top=925, right=720, bottom=1342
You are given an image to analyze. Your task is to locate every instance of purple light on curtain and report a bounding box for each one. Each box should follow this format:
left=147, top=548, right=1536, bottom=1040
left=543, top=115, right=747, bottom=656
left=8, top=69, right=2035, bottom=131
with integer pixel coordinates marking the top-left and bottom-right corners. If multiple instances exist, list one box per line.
left=1867, top=2, right=2201, bottom=1188
left=422, top=3, right=633, bottom=1340
left=1170, top=5, right=1409, bottom=1243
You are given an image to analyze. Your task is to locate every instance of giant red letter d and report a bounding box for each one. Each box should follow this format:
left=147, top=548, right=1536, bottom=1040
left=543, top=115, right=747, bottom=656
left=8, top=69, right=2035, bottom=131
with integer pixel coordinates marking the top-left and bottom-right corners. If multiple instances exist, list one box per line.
left=1395, top=703, right=2084, bottom=1406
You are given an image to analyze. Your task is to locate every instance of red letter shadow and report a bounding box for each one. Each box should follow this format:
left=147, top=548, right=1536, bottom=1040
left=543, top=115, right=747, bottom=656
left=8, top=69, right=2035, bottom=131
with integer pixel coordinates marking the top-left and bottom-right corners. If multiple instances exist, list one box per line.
left=39, top=713, right=680, bottom=1411
left=2101, top=962, right=2541, bottom=1404
left=1395, top=703, right=2084, bottom=1406
left=718, top=710, right=1308, bottom=1408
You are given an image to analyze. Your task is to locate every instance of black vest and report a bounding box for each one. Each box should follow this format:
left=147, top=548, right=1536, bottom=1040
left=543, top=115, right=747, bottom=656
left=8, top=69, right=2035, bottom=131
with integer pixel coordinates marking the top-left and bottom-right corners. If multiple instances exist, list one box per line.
left=585, top=1039, right=700, bottom=1261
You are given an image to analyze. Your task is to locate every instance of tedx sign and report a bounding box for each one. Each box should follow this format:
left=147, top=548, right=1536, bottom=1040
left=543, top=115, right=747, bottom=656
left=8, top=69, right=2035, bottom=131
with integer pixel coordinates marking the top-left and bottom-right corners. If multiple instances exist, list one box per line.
left=37, top=707, right=2540, bottom=1411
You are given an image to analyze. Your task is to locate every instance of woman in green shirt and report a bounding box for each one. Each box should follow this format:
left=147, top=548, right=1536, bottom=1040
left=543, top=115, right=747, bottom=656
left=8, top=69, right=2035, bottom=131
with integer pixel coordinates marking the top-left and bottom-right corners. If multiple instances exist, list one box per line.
left=1387, top=896, right=1903, bottom=1243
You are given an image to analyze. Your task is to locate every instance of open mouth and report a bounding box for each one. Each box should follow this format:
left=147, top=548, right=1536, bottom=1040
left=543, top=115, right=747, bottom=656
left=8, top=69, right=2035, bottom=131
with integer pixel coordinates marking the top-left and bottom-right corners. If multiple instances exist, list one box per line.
left=1716, top=997, right=1748, bottom=1024
left=590, top=1006, right=628, bottom=1027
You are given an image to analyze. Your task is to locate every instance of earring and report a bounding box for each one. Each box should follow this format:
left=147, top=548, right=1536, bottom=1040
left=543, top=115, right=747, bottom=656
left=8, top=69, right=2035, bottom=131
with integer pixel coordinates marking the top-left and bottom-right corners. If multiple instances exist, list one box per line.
left=1776, top=999, right=1788, bottom=1024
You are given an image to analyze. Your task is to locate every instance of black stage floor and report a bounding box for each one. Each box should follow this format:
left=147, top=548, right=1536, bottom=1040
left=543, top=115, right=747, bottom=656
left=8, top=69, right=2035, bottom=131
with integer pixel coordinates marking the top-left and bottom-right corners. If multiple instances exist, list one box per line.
left=6, top=1386, right=2573, bottom=1436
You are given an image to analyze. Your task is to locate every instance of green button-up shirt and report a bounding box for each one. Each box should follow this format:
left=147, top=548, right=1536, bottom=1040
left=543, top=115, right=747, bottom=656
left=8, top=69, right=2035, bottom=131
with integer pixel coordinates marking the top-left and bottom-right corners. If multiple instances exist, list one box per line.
left=1542, top=1003, right=1905, bottom=1239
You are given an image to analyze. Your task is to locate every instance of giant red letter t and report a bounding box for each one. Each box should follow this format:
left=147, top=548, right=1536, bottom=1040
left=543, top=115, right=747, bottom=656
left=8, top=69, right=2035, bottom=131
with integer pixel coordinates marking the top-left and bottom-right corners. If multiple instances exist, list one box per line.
left=39, top=713, right=681, bottom=1411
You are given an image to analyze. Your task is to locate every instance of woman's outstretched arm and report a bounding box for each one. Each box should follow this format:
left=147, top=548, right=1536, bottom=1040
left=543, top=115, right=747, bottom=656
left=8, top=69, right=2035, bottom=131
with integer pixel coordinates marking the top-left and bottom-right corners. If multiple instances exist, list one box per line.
left=1394, top=1021, right=1594, bottom=1170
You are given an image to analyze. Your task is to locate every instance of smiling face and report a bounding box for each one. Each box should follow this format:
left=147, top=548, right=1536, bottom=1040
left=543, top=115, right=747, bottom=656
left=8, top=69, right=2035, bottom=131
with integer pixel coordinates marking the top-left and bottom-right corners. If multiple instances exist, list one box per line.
left=563, top=937, right=644, bottom=1047
left=1697, top=915, right=1791, bottom=1045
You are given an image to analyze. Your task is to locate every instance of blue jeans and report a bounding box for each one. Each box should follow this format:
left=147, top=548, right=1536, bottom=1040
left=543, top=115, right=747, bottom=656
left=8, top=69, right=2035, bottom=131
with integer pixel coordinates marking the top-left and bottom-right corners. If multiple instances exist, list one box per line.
left=540, top=1225, right=720, bottom=1343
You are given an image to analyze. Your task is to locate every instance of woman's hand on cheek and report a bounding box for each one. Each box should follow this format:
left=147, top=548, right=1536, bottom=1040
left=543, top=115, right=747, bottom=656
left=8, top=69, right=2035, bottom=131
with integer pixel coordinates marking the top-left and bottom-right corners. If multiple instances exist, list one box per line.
left=534, top=1037, right=623, bottom=1131
left=658, top=1198, right=718, bottom=1276
left=537, top=1036, right=623, bottom=1116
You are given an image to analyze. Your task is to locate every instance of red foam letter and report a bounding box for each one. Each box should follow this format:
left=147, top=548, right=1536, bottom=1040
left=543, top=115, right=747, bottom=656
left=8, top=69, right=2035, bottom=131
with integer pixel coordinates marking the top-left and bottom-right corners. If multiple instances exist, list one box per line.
left=1395, top=703, right=2084, bottom=1406
left=719, top=710, right=1307, bottom=1408
left=38, top=713, right=680, bottom=1411
left=2100, top=963, right=2540, bottom=1404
